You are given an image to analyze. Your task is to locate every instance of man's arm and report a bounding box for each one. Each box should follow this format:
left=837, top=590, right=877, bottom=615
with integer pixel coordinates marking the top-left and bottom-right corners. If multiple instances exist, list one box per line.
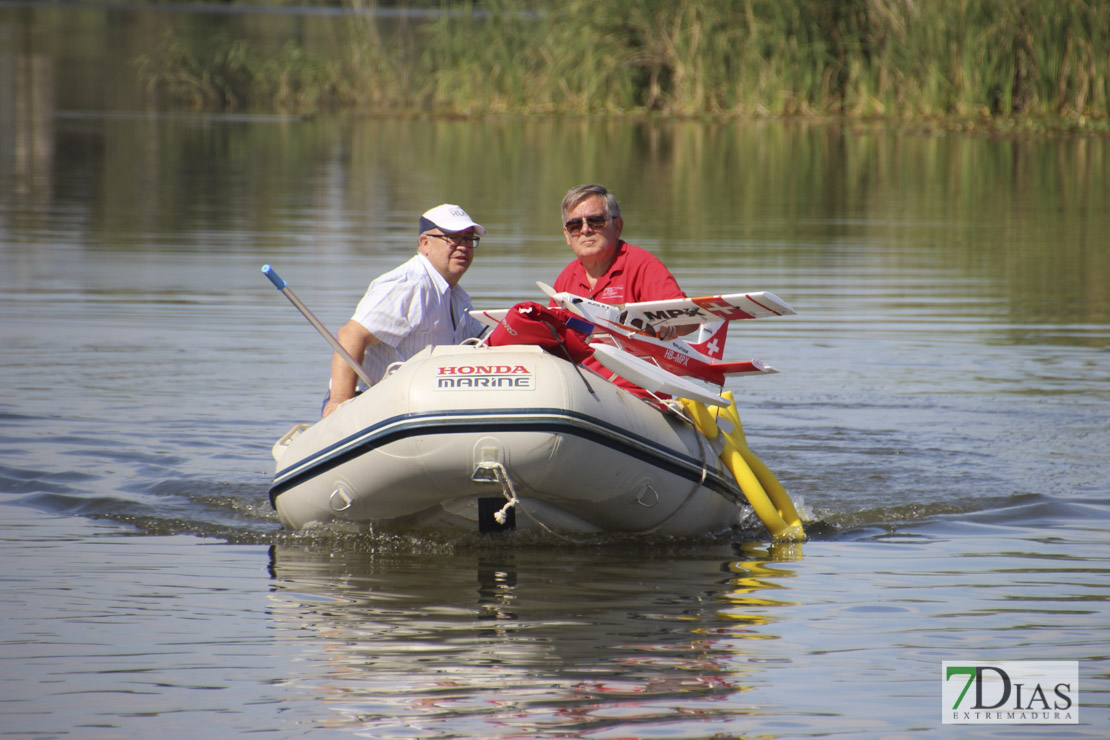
left=322, top=319, right=378, bottom=418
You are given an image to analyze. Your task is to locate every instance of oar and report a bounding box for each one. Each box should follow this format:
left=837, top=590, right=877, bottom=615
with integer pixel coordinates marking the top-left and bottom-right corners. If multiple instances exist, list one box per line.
left=261, top=265, right=375, bottom=388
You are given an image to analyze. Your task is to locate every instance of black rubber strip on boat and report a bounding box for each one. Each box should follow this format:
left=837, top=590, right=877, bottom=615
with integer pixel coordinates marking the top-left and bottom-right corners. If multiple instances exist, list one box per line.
left=268, top=407, right=740, bottom=507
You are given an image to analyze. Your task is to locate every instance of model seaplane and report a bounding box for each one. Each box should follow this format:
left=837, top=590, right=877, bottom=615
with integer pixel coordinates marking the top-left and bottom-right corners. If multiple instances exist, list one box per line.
left=469, top=282, right=796, bottom=407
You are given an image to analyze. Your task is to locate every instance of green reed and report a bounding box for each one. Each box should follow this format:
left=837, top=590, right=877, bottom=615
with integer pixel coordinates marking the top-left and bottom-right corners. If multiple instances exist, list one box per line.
left=136, top=31, right=353, bottom=111
left=136, top=0, right=1108, bottom=127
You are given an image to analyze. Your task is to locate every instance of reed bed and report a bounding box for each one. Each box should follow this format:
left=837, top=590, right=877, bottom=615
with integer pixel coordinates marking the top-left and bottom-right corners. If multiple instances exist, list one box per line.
left=137, top=0, right=1109, bottom=128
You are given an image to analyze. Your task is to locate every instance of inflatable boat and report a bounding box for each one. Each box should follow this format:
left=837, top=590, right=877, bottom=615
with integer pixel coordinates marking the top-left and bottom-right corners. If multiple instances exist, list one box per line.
left=269, top=343, right=755, bottom=535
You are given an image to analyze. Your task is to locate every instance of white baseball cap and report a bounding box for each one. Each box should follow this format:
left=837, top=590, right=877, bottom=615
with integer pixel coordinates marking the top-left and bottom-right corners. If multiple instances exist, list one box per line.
left=419, top=204, right=485, bottom=236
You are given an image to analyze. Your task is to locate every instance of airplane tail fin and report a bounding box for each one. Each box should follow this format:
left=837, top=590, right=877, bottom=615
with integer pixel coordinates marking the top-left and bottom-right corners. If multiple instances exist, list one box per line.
left=690, top=321, right=728, bottom=359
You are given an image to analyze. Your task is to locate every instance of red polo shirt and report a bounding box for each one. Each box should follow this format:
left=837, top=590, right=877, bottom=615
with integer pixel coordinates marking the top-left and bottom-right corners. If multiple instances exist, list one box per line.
left=553, top=241, right=686, bottom=398
left=553, top=241, right=685, bottom=304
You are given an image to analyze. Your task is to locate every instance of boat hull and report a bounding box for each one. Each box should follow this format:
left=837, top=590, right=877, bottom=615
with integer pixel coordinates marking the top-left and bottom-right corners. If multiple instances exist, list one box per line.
left=270, top=344, right=745, bottom=535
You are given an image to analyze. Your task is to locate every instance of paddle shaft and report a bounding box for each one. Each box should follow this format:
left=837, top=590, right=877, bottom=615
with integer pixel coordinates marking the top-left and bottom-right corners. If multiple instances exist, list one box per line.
left=261, top=265, right=375, bottom=388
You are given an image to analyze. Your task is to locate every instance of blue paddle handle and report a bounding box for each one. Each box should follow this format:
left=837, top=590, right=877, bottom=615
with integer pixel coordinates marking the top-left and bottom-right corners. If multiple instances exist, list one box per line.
left=262, top=264, right=287, bottom=290
left=260, top=263, right=376, bottom=388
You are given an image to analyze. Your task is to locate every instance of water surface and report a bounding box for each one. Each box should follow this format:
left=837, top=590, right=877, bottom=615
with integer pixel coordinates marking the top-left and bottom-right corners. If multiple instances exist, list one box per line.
left=2, top=5, right=1109, bottom=738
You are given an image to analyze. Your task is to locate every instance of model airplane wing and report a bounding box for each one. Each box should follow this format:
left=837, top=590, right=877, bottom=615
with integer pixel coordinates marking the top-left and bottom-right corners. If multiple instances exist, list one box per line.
left=469, top=308, right=509, bottom=329
left=620, top=291, right=796, bottom=330
left=472, top=283, right=621, bottom=330
left=480, top=286, right=794, bottom=332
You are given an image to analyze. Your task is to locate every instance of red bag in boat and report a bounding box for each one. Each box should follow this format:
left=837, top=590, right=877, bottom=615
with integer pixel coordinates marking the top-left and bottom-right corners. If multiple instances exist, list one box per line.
left=485, top=302, right=594, bottom=364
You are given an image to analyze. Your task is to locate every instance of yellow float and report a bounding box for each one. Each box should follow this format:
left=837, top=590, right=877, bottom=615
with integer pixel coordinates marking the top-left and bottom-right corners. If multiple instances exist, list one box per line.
left=679, top=391, right=805, bottom=541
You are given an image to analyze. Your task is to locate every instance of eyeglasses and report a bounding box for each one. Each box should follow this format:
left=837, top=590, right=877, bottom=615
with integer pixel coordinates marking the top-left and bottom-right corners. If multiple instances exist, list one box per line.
left=427, top=232, right=479, bottom=248
left=563, top=214, right=611, bottom=235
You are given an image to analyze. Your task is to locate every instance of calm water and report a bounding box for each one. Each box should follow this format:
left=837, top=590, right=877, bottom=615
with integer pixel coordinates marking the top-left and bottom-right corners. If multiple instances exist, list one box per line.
left=2, top=5, right=1110, bottom=739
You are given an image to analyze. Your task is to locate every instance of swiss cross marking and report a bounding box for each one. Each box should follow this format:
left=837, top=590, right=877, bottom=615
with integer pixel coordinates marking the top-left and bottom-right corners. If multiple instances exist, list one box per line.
left=693, top=297, right=755, bottom=320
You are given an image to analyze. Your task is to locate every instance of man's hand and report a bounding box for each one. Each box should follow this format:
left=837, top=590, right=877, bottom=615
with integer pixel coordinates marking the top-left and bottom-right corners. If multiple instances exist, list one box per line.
left=656, top=323, right=698, bottom=341
left=321, top=396, right=348, bottom=419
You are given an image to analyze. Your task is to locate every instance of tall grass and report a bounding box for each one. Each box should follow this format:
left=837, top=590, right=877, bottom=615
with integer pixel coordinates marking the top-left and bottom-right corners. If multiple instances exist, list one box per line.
left=137, top=0, right=1108, bottom=126
left=135, top=32, right=354, bottom=111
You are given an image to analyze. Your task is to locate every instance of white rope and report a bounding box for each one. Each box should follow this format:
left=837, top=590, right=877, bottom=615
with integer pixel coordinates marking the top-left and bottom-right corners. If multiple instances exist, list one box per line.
left=488, top=462, right=519, bottom=524
left=476, top=461, right=577, bottom=541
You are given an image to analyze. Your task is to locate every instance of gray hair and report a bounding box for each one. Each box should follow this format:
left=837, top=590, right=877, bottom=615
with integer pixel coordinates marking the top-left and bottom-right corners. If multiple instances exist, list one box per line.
left=561, top=184, right=621, bottom=222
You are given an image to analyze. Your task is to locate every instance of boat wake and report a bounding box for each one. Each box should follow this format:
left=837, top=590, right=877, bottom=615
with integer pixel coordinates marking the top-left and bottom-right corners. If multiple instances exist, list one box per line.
left=9, top=454, right=1100, bottom=552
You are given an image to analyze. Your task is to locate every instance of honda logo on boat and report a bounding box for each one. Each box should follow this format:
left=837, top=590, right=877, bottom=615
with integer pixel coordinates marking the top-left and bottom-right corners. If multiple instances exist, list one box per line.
left=436, top=364, right=535, bottom=390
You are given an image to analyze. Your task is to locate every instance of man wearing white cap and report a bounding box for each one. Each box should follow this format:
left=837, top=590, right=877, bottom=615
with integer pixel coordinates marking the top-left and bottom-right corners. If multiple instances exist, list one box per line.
left=322, top=204, right=487, bottom=418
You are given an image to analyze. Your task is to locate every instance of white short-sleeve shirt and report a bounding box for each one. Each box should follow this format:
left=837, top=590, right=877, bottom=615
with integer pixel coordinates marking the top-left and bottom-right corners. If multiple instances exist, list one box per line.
left=350, top=254, right=484, bottom=386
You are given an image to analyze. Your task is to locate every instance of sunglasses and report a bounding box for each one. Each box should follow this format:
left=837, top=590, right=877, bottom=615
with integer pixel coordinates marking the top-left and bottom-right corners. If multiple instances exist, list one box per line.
left=563, top=214, right=611, bottom=235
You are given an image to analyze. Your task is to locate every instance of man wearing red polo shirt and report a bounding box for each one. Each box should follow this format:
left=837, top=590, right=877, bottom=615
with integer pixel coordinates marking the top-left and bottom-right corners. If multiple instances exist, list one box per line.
left=554, top=183, right=685, bottom=312
left=552, top=183, right=691, bottom=394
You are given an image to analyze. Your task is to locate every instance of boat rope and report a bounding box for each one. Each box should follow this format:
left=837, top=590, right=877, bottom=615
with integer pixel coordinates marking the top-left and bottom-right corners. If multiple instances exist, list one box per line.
left=486, top=462, right=520, bottom=525
left=636, top=400, right=714, bottom=534
left=542, top=324, right=596, bottom=396
left=478, top=461, right=579, bottom=542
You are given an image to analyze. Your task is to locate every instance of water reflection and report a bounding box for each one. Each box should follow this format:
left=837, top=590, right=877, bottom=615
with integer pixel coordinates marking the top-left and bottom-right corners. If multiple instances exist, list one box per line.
left=4, top=112, right=1104, bottom=337
left=719, top=542, right=803, bottom=627
left=266, top=541, right=804, bottom=735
